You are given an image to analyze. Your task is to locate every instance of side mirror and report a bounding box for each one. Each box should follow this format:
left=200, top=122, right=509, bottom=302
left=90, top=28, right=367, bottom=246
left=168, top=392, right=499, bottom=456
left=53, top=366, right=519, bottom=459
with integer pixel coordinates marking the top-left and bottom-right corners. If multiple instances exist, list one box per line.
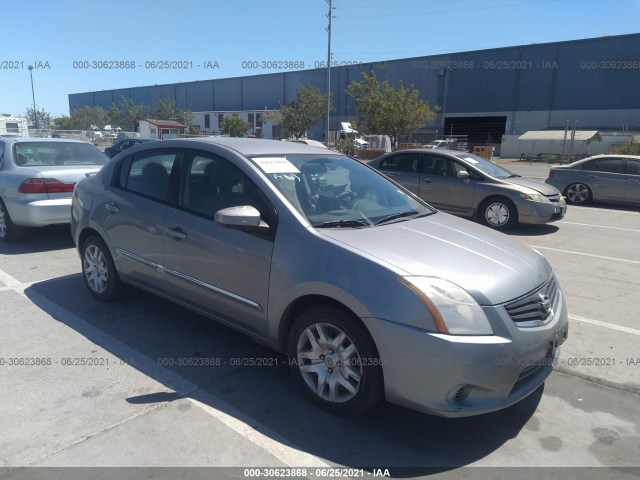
left=214, top=205, right=269, bottom=231
left=456, top=170, right=470, bottom=180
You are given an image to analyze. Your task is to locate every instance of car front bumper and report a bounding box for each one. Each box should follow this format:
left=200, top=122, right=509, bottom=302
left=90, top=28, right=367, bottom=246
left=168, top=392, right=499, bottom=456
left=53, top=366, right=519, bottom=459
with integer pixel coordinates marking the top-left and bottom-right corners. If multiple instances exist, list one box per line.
left=4, top=197, right=73, bottom=227
left=363, top=285, right=569, bottom=417
left=518, top=198, right=567, bottom=225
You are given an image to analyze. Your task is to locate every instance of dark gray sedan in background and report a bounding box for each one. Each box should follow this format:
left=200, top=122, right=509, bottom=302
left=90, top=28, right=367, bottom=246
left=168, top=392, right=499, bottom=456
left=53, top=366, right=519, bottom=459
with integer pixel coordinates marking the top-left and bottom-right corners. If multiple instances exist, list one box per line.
left=546, top=154, right=640, bottom=205
left=71, top=137, right=568, bottom=417
left=367, top=149, right=566, bottom=229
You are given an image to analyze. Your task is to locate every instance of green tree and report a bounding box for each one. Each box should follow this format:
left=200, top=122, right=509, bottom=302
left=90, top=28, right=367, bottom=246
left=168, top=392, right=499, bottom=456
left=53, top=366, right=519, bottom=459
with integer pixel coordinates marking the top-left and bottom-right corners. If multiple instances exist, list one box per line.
left=279, top=84, right=332, bottom=139
left=152, top=98, right=178, bottom=120
left=346, top=72, right=436, bottom=151
left=25, top=107, right=52, bottom=129
left=612, top=139, right=640, bottom=155
left=70, top=106, right=108, bottom=130
left=220, top=114, right=252, bottom=137
left=53, top=115, right=76, bottom=130
left=118, top=97, right=149, bottom=131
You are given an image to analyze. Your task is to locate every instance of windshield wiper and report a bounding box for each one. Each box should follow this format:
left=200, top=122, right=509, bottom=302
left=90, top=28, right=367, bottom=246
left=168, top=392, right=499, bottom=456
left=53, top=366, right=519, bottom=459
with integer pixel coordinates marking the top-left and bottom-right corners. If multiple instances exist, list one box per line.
left=314, top=219, right=372, bottom=228
left=374, top=210, right=424, bottom=225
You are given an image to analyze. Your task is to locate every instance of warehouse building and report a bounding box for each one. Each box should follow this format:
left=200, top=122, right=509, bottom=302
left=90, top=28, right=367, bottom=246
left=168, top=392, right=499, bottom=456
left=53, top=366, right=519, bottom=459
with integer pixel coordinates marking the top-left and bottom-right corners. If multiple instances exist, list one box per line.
left=69, top=33, right=640, bottom=157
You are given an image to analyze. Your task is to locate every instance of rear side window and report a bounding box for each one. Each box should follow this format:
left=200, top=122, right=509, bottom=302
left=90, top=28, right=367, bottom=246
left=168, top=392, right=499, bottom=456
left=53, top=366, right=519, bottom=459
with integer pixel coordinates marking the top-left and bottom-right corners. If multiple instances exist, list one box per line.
left=118, top=150, right=178, bottom=202
left=595, top=158, right=624, bottom=174
left=582, top=160, right=598, bottom=171
left=379, top=153, right=420, bottom=172
left=13, top=142, right=108, bottom=166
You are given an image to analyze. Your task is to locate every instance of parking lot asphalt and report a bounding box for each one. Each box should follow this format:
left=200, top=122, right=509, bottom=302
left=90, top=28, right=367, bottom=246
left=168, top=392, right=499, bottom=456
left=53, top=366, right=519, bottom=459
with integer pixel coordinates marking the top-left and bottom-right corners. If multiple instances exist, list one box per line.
left=1, top=196, right=639, bottom=478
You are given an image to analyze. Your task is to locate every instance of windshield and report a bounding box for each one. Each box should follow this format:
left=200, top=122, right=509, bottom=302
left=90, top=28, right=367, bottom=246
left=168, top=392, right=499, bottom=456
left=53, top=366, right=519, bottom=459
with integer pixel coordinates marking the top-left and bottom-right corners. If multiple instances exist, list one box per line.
left=14, top=142, right=108, bottom=167
left=455, top=152, right=516, bottom=179
left=252, top=154, right=434, bottom=227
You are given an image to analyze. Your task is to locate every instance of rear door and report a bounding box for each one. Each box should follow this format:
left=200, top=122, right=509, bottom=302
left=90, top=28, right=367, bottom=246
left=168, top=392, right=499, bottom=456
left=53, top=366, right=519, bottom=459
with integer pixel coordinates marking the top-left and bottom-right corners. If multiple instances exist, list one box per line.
left=163, top=149, right=275, bottom=336
left=101, top=148, right=179, bottom=290
left=377, top=152, right=421, bottom=195
left=419, top=153, right=476, bottom=215
left=624, top=158, right=640, bottom=203
left=583, top=157, right=627, bottom=201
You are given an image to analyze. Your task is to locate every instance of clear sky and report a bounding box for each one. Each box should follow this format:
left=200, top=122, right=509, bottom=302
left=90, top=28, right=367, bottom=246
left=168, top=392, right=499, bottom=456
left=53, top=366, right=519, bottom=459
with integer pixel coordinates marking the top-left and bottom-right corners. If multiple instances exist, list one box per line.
left=2, top=0, right=639, bottom=118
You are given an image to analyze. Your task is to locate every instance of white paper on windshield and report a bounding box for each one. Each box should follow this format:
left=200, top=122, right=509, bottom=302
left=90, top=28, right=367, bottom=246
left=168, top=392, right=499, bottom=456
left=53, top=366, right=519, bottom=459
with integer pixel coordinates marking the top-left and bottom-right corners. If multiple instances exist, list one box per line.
left=253, top=157, right=300, bottom=173
left=462, top=157, right=479, bottom=164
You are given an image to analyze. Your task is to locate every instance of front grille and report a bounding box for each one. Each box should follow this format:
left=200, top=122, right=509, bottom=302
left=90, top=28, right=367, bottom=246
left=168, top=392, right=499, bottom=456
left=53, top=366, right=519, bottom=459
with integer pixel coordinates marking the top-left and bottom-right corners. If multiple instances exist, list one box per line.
left=546, top=194, right=561, bottom=203
left=504, top=276, right=559, bottom=327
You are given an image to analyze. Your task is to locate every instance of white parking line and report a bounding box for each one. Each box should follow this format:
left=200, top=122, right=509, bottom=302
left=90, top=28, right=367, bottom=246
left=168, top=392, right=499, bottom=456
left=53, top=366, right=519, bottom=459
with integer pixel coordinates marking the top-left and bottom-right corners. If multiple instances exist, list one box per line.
left=530, top=245, right=640, bottom=266
left=569, top=314, right=640, bottom=336
left=558, top=221, right=640, bottom=233
left=570, top=206, right=640, bottom=215
left=0, top=266, right=331, bottom=469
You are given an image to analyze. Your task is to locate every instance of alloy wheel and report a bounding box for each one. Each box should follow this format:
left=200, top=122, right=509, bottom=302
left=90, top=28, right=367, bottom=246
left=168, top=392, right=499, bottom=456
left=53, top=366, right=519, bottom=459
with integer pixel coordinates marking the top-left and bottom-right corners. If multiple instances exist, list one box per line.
left=296, top=322, right=363, bottom=403
left=83, top=244, right=109, bottom=294
left=485, top=202, right=510, bottom=227
left=566, top=183, right=590, bottom=204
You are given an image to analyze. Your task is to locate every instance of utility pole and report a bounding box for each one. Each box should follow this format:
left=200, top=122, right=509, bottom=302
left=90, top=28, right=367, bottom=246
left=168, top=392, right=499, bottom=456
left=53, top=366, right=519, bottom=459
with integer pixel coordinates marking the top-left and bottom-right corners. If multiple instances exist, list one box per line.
left=28, top=65, right=38, bottom=131
left=325, top=0, right=332, bottom=147
left=567, top=120, right=577, bottom=163
left=560, top=120, right=568, bottom=164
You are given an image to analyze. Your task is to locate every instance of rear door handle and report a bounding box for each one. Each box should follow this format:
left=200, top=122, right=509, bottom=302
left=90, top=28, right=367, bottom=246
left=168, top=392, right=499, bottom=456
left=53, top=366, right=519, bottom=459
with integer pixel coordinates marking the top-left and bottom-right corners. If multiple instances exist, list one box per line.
left=166, top=226, right=187, bottom=240
left=422, top=178, right=433, bottom=183
left=104, top=203, right=120, bottom=213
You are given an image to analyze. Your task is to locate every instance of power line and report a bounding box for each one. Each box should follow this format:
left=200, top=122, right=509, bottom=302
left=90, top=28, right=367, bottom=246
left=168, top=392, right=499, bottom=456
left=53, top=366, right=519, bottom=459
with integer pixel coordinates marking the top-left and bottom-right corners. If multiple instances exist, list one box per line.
left=335, top=0, right=468, bottom=9
left=336, top=0, right=560, bottom=19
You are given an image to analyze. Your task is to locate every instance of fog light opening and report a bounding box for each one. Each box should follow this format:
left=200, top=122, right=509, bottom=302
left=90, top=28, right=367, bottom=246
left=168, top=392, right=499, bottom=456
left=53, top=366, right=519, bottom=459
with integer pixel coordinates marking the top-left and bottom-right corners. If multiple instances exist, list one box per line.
left=449, top=385, right=472, bottom=403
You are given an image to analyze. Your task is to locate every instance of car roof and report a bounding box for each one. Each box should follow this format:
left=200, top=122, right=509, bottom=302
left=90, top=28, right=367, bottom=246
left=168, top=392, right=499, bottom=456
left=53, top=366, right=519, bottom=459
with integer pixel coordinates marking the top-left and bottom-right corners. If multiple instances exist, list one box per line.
left=167, top=137, right=340, bottom=156
left=565, top=154, right=640, bottom=166
left=1, top=137, right=88, bottom=145
left=381, top=148, right=463, bottom=156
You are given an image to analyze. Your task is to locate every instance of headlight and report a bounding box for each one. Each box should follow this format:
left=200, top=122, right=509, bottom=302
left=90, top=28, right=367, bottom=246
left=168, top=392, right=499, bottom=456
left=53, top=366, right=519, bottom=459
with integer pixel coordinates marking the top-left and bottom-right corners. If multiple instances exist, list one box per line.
left=400, top=276, right=493, bottom=335
left=520, top=193, right=550, bottom=203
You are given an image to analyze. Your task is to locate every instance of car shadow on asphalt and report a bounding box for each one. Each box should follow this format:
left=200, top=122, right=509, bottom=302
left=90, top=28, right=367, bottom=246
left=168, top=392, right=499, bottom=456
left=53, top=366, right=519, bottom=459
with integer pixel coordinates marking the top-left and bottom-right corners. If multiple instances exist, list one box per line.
left=504, top=224, right=559, bottom=236
left=25, top=274, right=542, bottom=474
left=0, top=225, right=75, bottom=255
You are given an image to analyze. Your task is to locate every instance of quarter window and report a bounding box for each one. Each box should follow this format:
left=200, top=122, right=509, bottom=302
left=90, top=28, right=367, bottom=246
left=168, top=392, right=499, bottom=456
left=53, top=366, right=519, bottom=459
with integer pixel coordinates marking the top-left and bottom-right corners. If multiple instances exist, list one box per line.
left=626, top=159, right=640, bottom=176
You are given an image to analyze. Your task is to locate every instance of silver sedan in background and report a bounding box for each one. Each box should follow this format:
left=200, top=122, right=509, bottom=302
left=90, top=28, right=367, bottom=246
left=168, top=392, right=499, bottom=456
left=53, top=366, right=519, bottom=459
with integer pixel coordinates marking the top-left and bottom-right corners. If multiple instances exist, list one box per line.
left=366, top=150, right=566, bottom=229
left=71, top=137, right=568, bottom=417
left=546, top=154, right=640, bottom=205
left=0, top=137, right=108, bottom=241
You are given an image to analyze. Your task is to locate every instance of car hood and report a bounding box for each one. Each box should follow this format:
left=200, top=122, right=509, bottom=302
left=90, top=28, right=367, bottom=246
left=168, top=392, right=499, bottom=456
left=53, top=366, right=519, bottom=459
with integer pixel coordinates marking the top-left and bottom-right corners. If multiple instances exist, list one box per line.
left=318, top=213, right=552, bottom=305
left=504, top=176, right=560, bottom=195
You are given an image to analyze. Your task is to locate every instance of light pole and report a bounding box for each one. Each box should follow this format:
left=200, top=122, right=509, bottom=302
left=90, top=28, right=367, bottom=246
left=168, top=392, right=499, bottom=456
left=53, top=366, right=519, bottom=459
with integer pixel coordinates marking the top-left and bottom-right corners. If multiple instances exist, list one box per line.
left=28, top=65, right=38, bottom=130
left=325, top=0, right=332, bottom=147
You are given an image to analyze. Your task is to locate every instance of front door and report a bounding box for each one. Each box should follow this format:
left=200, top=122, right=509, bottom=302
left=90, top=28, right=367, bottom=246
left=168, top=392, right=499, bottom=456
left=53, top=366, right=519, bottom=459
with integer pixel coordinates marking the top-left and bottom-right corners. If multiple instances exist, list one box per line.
left=163, top=149, right=275, bottom=335
left=625, top=158, right=640, bottom=203
left=419, top=154, right=476, bottom=216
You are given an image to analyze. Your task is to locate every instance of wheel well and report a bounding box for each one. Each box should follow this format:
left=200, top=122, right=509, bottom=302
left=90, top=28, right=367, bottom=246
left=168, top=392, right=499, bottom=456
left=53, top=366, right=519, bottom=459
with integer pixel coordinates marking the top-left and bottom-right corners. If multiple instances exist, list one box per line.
left=277, top=295, right=364, bottom=352
left=477, top=195, right=518, bottom=221
left=78, top=227, right=103, bottom=252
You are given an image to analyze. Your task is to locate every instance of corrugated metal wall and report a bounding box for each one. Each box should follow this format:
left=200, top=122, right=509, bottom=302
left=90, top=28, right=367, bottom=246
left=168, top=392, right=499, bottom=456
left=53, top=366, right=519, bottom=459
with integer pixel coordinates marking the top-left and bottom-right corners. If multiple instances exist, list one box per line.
left=69, top=34, right=640, bottom=129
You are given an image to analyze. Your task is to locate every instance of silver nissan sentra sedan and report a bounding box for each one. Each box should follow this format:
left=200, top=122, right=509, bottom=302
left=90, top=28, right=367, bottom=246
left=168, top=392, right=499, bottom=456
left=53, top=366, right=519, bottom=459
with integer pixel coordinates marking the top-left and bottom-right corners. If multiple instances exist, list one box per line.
left=71, top=137, right=568, bottom=417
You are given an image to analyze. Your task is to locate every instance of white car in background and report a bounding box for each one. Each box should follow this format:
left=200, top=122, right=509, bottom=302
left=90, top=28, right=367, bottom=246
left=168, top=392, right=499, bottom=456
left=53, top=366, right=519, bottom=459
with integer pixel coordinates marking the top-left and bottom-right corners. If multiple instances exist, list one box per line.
left=0, top=137, right=108, bottom=241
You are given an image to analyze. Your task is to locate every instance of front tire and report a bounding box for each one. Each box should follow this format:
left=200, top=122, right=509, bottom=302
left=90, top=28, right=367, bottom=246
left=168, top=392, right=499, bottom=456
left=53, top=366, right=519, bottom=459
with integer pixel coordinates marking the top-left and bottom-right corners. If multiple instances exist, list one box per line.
left=564, top=183, right=592, bottom=205
left=288, top=305, right=383, bottom=415
left=480, top=197, right=517, bottom=230
left=0, top=199, right=25, bottom=242
left=81, top=235, right=123, bottom=301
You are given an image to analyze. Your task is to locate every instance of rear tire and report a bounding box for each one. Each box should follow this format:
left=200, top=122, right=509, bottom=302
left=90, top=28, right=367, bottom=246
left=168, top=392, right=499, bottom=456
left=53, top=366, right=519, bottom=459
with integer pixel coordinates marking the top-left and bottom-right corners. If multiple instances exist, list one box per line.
left=0, top=199, right=25, bottom=242
left=288, top=305, right=384, bottom=415
left=479, top=197, right=518, bottom=230
left=564, top=183, right=592, bottom=205
left=81, top=235, right=123, bottom=301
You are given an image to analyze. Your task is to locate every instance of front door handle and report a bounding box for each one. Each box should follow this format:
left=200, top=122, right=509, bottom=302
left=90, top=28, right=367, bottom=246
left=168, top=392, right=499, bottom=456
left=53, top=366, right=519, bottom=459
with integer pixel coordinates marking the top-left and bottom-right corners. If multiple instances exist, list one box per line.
left=166, top=226, right=187, bottom=240
left=422, top=178, right=433, bottom=183
left=104, top=203, right=120, bottom=213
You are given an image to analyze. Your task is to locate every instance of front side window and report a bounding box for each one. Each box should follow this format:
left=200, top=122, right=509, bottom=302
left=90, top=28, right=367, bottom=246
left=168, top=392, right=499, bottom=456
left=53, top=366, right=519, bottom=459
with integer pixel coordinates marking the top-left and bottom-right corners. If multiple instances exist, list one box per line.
left=14, top=142, right=108, bottom=167
left=118, top=150, right=177, bottom=202
left=627, top=159, right=640, bottom=176
left=252, top=154, right=434, bottom=228
left=178, top=152, right=260, bottom=218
